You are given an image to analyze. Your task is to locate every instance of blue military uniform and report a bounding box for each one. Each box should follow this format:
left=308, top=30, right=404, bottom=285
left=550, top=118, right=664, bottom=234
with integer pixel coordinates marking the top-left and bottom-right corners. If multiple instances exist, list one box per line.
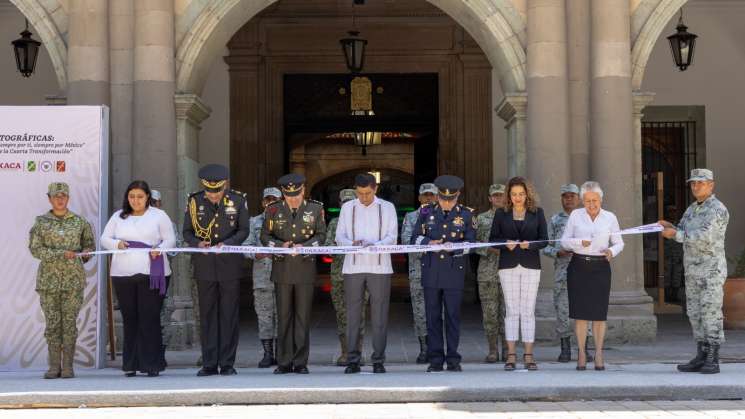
left=411, top=175, right=476, bottom=371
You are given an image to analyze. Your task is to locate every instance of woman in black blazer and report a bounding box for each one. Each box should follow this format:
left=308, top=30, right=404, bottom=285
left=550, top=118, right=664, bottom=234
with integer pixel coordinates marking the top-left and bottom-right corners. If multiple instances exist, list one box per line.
left=489, top=176, right=548, bottom=371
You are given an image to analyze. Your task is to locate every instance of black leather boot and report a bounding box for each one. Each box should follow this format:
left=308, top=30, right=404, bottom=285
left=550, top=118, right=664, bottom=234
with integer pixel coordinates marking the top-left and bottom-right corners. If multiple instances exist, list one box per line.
left=557, top=337, right=571, bottom=363
left=677, top=341, right=707, bottom=372
left=699, top=343, right=720, bottom=374
left=416, top=336, right=428, bottom=364
left=258, top=339, right=276, bottom=368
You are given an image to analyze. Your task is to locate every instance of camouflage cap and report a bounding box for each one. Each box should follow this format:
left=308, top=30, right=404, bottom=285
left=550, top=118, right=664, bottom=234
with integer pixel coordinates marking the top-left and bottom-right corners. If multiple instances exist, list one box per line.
left=418, top=183, right=438, bottom=195
left=687, top=168, right=714, bottom=182
left=339, top=188, right=357, bottom=203
left=489, top=183, right=506, bottom=195
left=263, top=187, right=282, bottom=199
left=560, top=183, right=580, bottom=195
left=47, top=182, right=69, bottom=196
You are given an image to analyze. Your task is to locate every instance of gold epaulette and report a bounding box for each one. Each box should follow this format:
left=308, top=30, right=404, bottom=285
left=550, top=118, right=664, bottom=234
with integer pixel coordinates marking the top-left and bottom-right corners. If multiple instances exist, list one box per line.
left=307, top=199, right=324, bottom=207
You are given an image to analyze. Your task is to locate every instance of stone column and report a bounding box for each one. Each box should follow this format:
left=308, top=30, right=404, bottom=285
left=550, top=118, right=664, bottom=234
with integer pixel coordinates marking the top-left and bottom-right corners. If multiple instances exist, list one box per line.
left=67, top=0, right=109, bottom=105
left=567, top=0, right=590, bottom=183
left=132, top=0, right=178, bottom=217
left=526, top=0, right=571, bottom=218
left=169, top=93, right=211, bottom=349
left=590, top=1, right=655, bottom=343
left=496, top=93, right=527, bottom=178
left=109, top=0, right=134, bottom=205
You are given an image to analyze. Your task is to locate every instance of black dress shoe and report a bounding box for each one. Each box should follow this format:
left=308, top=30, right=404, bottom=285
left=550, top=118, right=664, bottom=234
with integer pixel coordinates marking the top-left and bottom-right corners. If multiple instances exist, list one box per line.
left=197, top=367, right=218, bottom=377
left=124, top=371, right=136, bottom=377
left=344, top=363, right=361, bottom=374
left=426, top=364, right=444, bottom=373
left=220, top=366, right=237, bottom=376
left=273, top=365, right=292, bottom=374
left=446, top=363, right=462, bottom=372
left=294, top=365, right=309, bottom=374
left=372, top=363, right=386, bottom=374
left=147, top=371, right=160, bottom=377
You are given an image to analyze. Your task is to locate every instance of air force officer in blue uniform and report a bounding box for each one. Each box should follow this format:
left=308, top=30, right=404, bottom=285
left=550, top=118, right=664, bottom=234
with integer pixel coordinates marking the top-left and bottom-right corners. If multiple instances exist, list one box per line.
left=410, top=175, right=476, bottom=372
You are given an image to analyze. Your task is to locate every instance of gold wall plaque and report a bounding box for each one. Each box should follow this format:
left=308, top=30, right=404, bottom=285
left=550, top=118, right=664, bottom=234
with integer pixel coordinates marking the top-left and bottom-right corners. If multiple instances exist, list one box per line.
left=350, top=76, right=373, bottom=111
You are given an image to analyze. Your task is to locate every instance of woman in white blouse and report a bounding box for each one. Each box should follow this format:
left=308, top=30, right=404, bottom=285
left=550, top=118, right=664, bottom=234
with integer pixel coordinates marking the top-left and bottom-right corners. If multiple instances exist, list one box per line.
left=560, top=181, right=624, bottom=371
left=101, top=180, right=176, bottom=377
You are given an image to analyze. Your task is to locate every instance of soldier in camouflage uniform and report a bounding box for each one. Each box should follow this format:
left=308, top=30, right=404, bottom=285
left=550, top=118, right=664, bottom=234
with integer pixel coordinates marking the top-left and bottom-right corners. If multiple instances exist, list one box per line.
left=475, top=183, right=506, bottom=363
left=543, top=184, right=581, bottom=363
left=326, top=189, right=368, bottom=366
left=29, top=182, right=95, bottom=379
left=243, top=187, right=282, bottom=368
left=401, top=183, right=437, bottom=364
left=662, top=168, right=729, bottom=374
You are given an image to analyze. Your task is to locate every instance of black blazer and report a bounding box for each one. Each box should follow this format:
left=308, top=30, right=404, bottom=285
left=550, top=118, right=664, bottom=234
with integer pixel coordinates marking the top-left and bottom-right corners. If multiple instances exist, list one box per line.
left=488, top=207, right=548, bottom=270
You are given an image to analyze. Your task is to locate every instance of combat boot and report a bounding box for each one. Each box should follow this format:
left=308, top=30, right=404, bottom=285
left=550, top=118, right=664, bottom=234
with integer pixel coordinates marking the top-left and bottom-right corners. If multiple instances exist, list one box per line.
left=699, top=343, right=720, bottom=374
left=485, top=334, right=499, bottom=363
left=557, top=337, right=571, bottom=363
left=335, top=334, right=348, bottom=366
left=258, top=339, right=276, bottom=368
left=677, top=341, right=707, bottom=372
left=60, top=344, right=75, bottom=379
left=43, top=345, right=61, bottom=379
left=416, top=336, right=428, bottom=364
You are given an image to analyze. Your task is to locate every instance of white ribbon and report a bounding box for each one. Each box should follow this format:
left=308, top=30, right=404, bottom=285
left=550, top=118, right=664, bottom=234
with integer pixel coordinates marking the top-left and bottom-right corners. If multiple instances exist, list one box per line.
left=79, top=223, right=663, bottom=257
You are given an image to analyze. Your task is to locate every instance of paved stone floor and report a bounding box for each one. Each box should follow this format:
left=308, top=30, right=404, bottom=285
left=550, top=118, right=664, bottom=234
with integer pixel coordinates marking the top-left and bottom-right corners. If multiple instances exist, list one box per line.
left=3, top=401, right=745, bottom=418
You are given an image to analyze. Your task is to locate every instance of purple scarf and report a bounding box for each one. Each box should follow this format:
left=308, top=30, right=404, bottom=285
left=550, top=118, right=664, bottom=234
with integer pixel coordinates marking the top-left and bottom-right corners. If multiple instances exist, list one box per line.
left=128, top=241, right=167, bottom=296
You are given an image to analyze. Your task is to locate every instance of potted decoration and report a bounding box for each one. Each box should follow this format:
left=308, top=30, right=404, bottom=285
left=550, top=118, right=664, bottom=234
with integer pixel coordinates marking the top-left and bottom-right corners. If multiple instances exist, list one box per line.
left=723, top=247, right=745, bottom=330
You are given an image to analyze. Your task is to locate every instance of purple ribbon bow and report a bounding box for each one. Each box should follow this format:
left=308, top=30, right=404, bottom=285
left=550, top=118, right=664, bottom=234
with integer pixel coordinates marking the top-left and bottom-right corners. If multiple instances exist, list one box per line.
left=127, top=241, right=167, bottom=296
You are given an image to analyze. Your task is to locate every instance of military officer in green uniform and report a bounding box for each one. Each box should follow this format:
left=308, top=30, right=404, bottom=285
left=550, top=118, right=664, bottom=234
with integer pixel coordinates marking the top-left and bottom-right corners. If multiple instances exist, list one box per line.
left=325, top=188, right=368, bottom=366
left=29, top=182, right=95, bottom=379
left=261, top=173, right=326, bottom=374
left=183, top=164, right=250, bottom=377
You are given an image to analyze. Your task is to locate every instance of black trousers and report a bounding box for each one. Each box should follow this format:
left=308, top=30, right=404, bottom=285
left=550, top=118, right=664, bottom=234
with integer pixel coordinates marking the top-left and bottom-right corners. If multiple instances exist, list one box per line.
left=112, top=274, right=167, bottom=373
left=275, top=282, right=315, bottom=368
left=424, top=287, right=463, bottom=366
left=197, top=279, right=241, bottom=369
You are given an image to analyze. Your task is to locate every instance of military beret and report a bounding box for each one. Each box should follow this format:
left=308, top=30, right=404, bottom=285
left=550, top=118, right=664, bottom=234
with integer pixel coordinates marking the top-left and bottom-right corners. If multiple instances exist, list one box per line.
left=434, top=175, right=463, bottom=201
left=560, top=183, right=579, bottom=195
left=418, top=183, right=438, bottom=195
left=339, top=189, right=356, bottom=203
left=198, top=164, right=229, bottom=192
left=278, top=173, right=305, bottom=197
left=687, top=168, right=714, bottom=182
left=47, top=182, right=69, bottom=196
left=489, top=183, right=506, bottom=195
left=263, top=187, right=282, bottom=199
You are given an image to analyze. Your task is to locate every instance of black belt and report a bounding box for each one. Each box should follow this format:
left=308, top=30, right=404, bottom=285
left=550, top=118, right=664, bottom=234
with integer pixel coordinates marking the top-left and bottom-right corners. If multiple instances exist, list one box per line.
left=573, top=254, right=607, bottom=262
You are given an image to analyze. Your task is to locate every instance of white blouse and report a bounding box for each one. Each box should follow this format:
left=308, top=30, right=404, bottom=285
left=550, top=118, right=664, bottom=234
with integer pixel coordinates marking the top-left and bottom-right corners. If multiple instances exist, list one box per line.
left=101, top=207, right=177, bottom=277
left=560, top=208, right=625, bottom=257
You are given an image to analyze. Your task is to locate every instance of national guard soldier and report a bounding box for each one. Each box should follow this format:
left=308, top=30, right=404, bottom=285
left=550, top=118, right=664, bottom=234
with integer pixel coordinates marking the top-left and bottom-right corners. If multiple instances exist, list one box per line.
left=183, top=164, right=250, bottom=377
left=543, top=183, right=583, bottom=363
left=401, top=182, right=437, bottom=364
left=411, top=175, right=476, bottom=372
left=243, top=187, right=282, bottom=368
left=325, top=188, right=368, bottom=366
left=661, top=168, right=729, bottom=374
left=475, top=183, right=507, bottom=363
left=261, top=173, right=326, bottom=374
left=29, top=182, right=95, bottom=379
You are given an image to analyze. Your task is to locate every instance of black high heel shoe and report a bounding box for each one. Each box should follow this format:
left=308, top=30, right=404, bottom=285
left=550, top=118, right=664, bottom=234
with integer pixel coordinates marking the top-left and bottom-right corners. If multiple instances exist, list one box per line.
left=576, top=351, right=587, bottom=371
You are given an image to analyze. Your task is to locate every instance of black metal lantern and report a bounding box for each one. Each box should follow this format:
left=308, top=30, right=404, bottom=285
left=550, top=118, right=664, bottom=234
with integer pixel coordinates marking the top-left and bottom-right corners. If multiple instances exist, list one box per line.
left=11, top=19, right=41, bottom=78
left=340, top=31, right=367, bottom=74
left=354, top=131, right=381, bottom=156
left=667, top=9, right=697, bottom=71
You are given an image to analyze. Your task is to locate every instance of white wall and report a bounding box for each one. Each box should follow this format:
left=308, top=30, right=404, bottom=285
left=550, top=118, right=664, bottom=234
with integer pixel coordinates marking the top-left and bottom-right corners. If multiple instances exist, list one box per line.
left=0, top=4, right=61, bottom=105
left=198, top=47, right=231, bottom=169
left=642, top=2, right=745, bottom=260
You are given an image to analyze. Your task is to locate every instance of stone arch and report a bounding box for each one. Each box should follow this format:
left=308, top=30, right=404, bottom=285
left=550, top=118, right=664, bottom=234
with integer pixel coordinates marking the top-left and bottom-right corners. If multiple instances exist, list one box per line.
left=175, top=0, right=527, bottom=95
left=8, top=0, right=68, bottom=89
left=631, top=0, right=689, bottom=90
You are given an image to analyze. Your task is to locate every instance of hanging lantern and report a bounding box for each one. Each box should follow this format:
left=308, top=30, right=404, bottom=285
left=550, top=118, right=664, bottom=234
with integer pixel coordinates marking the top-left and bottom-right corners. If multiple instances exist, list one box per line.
left=11, top=19, right=41, bottom=78
left=667, top=9, right=697, bottom=71
left=340, top=31, right=367, bottom=74
left=354, top=131, right=382, bottom=156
